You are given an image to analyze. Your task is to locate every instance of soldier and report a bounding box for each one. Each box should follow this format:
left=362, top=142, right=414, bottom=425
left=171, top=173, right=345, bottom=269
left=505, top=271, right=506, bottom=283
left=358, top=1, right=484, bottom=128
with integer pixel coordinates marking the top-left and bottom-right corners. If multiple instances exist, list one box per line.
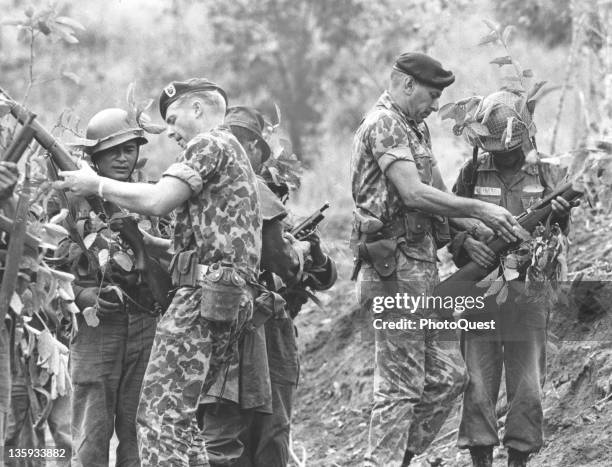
left=55, top=78, right=262, bottom=467
left=55, top=107, right=161, bottom=467
left=200, top=106, right=336, bottom=467
left=449, top=91, right=572, bottom=467
left=350, top=52, right=523, bottom=467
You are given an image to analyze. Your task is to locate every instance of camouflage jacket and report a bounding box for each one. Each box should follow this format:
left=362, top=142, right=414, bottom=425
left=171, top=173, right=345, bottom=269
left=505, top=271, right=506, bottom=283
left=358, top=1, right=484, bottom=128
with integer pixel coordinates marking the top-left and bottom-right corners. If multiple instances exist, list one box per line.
left=162, top=126, right=262, bottom=280
left=351, top=91, right=439, bottom=263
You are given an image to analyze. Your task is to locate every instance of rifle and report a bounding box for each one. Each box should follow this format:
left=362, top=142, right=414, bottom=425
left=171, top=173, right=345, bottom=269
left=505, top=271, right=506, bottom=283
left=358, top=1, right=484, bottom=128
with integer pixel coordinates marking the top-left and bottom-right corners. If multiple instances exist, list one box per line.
left=435, top=182, right=582, bottom=300
left=290, top=202, right=330, bottom=240
left=2, top=114, right=36, bottom=163
left=0, top=110, right=38, bottom=329
left=0, top=87, right=172, bottom=309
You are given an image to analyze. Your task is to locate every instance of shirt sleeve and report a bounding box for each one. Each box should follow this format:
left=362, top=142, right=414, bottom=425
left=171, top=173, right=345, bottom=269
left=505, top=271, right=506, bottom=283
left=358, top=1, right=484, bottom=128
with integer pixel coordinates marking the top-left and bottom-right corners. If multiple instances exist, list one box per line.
left=368, top=112, right=415, bottom=174
left=452, top=158, right=476, bottom=198
left=161, top=135, right=224, bottom=195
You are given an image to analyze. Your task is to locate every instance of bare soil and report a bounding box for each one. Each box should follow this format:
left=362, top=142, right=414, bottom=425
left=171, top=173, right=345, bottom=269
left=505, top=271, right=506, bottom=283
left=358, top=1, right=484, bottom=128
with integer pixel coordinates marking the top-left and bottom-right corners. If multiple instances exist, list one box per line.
left=290, top=211, right=612, bottom=467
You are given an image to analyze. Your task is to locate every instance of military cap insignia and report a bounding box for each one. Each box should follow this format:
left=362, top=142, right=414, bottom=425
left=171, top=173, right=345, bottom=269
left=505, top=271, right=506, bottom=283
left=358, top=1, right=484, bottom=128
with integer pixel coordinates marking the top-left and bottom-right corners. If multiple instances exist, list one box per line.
left=164, top=84, right=176, bottom=97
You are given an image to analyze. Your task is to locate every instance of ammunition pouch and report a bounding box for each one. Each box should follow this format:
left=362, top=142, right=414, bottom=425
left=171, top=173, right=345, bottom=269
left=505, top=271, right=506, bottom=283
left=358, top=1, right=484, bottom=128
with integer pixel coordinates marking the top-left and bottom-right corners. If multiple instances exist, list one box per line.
left=403, top=212, right=429, bottom=243
left=252, top=290, right=287, bottom=328
left=170, top=249, right=199, bottom=287
left=200, top=262, right=250, bottom=322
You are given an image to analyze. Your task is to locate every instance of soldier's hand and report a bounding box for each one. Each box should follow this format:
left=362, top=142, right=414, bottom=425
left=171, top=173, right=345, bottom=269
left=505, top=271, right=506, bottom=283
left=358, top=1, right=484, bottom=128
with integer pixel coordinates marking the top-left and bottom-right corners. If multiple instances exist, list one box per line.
left=304, top=229, right=327, bottom=267
left=472, top=223, right=495, bottom=243
left=75, top=286, right=121, bottom=313
left=54, top=160, right=101, bottom=196
left=474, top=202, right=521, bottom=243
left=551, top=196, right=573, bottom=216
left=464, top=236, right=496, bottom=269
left=0, top=161, right=19, bottom=200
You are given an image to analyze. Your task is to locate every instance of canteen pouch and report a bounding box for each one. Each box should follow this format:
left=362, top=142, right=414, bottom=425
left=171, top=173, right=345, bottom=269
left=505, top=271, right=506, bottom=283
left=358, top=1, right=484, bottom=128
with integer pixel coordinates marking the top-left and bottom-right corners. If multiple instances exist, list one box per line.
left=170, top=249, right=199, bottom=287
left=364, top=238, right=397, bottom=278
left=200, top=263, right=248, bottom=322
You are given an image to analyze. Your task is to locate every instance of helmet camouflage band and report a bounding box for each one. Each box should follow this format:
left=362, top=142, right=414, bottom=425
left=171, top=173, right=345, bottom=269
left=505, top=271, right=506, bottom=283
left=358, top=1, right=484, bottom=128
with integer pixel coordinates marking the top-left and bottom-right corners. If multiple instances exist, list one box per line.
left=466, top=91, right=536, bottom=152
left=85, top=108, right=148, bottom=155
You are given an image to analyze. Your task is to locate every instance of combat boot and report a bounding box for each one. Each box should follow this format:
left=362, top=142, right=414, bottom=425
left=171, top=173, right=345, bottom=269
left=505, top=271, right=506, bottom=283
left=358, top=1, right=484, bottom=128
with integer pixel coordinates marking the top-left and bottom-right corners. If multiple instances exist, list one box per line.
left=507, top=448, right=529, bottom=467
left=469, top=446, right=493, bottom=467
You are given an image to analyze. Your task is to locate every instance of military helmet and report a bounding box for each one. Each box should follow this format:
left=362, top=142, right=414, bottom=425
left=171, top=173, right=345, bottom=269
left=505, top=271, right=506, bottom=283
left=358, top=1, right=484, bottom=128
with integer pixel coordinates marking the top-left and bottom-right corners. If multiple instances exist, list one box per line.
left=225, top=106, right=271, bottom=162
left=467, top=91, right=536, bottom=152
left=85, top=108, right=148, bottom=155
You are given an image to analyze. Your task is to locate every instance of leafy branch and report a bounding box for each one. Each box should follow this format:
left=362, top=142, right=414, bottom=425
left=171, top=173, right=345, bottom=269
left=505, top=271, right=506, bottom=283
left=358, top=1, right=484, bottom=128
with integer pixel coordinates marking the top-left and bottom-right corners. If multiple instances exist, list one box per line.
left=1, top=5, right=85, bottom=103
left=439, top=20, right=551, bottom=150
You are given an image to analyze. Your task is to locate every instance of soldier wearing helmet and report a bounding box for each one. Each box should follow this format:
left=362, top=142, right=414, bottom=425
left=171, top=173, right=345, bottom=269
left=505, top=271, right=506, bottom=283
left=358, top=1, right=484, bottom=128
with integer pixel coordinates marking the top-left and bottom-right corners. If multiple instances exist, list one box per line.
left=62, top=108, right=160, bottom=467
left=84, top=108, right=148, bottom=181
left=450, top=90, right=573, bottom=467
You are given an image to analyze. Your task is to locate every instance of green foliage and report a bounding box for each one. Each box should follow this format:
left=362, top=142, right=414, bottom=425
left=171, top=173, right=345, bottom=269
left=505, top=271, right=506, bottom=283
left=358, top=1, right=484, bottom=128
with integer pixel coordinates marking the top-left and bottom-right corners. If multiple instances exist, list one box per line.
left=491, top=0, right=572, bottom=47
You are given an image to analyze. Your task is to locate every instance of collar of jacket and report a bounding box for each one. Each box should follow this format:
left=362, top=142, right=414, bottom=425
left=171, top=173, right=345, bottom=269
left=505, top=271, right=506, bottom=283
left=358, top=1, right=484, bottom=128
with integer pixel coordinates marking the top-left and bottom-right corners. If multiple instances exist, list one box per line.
left=376, top=91, right=425, bottom=136
left=475, top=152, right=539, bottom=176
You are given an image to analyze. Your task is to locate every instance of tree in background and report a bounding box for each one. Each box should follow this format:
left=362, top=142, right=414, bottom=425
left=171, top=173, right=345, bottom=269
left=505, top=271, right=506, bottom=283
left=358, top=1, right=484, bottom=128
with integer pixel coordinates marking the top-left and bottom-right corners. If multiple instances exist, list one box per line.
left=205, top=0, right=468, bottom=163
left=491, top=0, right=572, bottom=47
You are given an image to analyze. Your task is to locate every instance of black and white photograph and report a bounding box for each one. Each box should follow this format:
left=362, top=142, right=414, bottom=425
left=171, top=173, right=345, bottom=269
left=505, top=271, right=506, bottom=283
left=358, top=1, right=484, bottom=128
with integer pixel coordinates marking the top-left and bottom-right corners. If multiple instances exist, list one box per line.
left=1, top=0, right=611, bottom=466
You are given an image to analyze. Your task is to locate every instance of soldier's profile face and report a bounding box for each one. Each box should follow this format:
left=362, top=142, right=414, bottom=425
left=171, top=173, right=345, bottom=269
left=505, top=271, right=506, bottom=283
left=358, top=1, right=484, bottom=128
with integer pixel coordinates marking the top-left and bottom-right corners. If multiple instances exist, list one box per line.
left=408, top=82, right=441, bottom=122
left=165, top=99, right=199, bottom=148
left=94, top=140, right=140, bottom=181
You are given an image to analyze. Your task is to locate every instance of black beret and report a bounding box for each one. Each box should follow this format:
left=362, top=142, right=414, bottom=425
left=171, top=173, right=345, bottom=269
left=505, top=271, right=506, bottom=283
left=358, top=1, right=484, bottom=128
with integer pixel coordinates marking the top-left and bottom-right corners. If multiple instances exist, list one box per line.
left=159, top=78, right=228, bottom=120
left=393, top=52, right=455, bottom=90
left=225, top=106, right=271, bottom=162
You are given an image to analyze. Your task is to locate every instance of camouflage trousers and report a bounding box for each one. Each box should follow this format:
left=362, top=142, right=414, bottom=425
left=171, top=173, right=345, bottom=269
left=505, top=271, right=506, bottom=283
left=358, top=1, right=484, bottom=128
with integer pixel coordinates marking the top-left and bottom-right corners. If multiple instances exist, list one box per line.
left=136, top=286, right=252, bottom=467
left=358, top=252, right=467, bottom=466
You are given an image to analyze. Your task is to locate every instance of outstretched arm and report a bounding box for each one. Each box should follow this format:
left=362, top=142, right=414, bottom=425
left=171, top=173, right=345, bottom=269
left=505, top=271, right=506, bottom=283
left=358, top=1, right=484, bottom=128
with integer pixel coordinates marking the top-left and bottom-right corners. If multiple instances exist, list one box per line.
left=385, top=157, right=520, bottom=242
left=53, top=162, right=192, bottom=217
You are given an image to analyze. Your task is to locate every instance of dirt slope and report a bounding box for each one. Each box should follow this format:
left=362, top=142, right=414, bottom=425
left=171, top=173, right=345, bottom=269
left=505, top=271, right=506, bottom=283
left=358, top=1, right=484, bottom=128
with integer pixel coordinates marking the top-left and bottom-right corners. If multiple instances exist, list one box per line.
left=291, top=211, right=612, bottom=467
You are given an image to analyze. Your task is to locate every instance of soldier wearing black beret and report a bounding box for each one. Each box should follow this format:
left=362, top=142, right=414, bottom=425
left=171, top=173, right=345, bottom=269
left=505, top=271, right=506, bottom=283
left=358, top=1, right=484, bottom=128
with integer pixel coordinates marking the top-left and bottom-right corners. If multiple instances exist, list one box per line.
left=393, top=51, right=456, bottom=90
left=159, top=78, right=228, bottom=121
left=350, top=52, right=521, bottom=466
left=55, top=78, right=264, bottom=467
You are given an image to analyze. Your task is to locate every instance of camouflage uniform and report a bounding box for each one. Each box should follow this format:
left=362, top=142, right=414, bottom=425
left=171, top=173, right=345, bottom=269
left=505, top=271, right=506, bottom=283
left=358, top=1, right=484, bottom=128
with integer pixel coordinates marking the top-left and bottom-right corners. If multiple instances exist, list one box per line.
left=238, top=180, right=337, bottom=467
left=451, top=153, right=562, bottom=454
left=351, top=91, right=467, bottom=466
left=136, top=127, right=262, bottom=467
left=59, top=195, right=160, bottom=467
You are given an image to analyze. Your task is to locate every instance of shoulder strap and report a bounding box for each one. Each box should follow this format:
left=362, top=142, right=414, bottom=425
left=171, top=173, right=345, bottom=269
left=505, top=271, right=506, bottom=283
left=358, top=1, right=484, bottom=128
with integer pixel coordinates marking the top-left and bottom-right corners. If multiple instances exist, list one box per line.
left=530, top=137, right=548, bottom=188
left=468, top=146, right=479, bottom=197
